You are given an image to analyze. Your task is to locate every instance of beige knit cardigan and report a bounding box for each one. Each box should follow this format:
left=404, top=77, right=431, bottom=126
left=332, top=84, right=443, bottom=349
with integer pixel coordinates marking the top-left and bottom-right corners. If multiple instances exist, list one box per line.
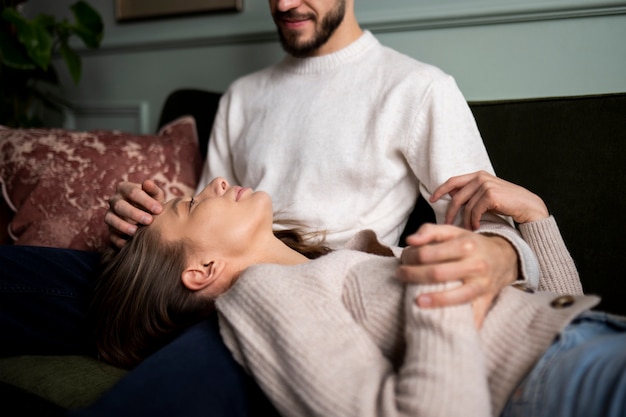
left=217, top=217, right=599, bottom=417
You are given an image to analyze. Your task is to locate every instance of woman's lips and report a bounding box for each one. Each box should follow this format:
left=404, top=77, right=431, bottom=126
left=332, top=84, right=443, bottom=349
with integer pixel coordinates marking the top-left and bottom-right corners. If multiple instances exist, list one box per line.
left=235, top=187, right=249, bottom=201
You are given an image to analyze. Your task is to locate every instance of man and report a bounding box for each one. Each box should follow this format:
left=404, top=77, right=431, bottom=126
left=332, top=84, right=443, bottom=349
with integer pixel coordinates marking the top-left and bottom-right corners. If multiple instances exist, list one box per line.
left=88, top=0, right=539, bottom=415
left=107, top=0, right=538, bottom=307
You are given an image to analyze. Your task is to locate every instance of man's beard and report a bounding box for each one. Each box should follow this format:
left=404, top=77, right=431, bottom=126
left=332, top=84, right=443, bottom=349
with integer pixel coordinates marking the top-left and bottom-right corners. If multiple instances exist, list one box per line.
left=275, top=0, right=346, bottom=58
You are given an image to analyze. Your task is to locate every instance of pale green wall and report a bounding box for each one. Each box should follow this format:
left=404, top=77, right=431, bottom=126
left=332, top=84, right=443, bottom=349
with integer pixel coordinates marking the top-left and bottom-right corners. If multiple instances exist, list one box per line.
left=23, top=0, right=626, bottom=133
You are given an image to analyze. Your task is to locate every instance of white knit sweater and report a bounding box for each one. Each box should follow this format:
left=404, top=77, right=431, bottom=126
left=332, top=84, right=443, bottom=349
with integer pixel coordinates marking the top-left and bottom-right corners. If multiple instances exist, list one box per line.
left=200, top=30, right=539, bottom=283
left=216, top=217, right=599, bottom=417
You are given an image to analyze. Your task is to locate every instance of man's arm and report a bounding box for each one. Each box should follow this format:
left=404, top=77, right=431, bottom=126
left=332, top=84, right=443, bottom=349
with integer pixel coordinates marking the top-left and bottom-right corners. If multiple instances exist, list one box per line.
left=398, top=172, right=547, bottom=317
left=402, top=78, right=540, bottom=311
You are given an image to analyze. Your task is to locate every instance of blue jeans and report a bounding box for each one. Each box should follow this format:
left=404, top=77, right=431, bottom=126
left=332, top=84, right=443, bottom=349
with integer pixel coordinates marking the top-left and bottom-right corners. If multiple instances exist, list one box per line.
left=0, top=245, right=279, bottom=417
left=501, top=310, right=626, bottom=417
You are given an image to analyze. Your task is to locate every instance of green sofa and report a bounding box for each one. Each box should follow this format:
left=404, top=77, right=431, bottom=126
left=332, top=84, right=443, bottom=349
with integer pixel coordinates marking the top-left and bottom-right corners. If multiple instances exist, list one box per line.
left=1, top=90, right=625, bottom=415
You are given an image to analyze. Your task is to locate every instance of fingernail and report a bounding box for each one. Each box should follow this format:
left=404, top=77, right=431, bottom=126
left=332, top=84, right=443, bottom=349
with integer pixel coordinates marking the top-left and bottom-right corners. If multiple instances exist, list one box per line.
left=128, top=225, right=137, bottom=235
left=141, top=215, right=151, bottom=225
left=417, top=295, right=432, bottom=307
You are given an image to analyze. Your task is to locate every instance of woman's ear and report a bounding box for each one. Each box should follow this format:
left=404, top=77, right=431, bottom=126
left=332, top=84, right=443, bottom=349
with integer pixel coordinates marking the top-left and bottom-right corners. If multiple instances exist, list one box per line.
left=181, top=260, right=226, bottom=291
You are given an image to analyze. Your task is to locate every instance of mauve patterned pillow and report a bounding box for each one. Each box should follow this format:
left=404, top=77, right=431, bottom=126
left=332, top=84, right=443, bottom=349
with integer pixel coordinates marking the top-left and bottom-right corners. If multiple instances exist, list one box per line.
left=0, top=116, right=202, bottom=252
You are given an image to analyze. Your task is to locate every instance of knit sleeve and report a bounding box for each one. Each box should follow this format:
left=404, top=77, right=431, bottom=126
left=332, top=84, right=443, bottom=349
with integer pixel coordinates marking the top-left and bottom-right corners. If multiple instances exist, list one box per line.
left=217, top=259, right=490, bottom=417
left=403, top=76, right=540, bottom=288
left=517, top=216, right=583, bottom=295
left=399, top=282, right=491, bottom=416
left=476, top=219, right=541, bottom=289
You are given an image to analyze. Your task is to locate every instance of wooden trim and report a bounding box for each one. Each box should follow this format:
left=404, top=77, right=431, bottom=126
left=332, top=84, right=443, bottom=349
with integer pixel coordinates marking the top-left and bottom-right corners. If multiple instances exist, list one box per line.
left=82, top=2, right=626, bottom=55
left=64, top=101, right=150, bottom=134
left=115, top=0, right=243, bottom=22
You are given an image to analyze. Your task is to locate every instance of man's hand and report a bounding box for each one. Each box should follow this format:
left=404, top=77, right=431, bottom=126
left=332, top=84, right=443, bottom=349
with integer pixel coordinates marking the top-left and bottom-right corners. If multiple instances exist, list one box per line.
left=398, top=223, right=518, bottom=328
left=430, top=170, right=549, bottom=230
left=104, top=179, right=165, bottom=248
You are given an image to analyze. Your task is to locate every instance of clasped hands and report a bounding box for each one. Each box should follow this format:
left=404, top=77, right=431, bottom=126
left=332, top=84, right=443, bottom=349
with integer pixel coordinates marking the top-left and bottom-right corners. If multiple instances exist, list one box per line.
left=399, top=171, right=549, bottom=327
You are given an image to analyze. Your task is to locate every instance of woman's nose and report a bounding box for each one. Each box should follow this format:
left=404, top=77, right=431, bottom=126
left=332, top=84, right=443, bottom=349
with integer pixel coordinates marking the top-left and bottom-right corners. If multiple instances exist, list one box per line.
left=209, top=177, right=229, bottom=196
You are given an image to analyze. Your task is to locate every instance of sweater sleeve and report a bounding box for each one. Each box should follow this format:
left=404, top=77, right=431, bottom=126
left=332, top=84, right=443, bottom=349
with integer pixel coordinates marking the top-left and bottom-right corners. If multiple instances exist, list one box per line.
left=405, top=76, right=540, bottom=288
left=217, top=259, right=490, bottom=417
left=398, top=282, right=491, bottom=417
left=476, top=219, right=541, bottom=289
left=517, top=216, right=584, bottom=295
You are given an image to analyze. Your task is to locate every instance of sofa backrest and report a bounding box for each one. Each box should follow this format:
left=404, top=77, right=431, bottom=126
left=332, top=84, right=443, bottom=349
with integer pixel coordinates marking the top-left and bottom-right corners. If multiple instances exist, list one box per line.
left=159, top=90, right=626, bottom=316
left=470, top=93, right=626, bottom=315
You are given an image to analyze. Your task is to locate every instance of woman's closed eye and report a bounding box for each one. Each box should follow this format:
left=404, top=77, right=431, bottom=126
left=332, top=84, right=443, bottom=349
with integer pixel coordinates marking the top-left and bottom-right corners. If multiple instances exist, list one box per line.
left=189, top=197, right=196, bottom=212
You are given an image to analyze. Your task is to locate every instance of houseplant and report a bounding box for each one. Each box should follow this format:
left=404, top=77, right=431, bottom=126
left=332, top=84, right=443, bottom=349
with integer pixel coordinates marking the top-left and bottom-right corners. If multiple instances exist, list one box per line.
left=0, top=0, right=103, bottom=127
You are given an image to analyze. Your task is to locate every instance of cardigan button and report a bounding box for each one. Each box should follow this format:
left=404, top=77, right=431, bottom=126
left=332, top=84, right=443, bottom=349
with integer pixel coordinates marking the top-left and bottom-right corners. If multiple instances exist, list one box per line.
left=551, top=295, right=576, bottom=309
left=512, top=283, right=534, bottom=293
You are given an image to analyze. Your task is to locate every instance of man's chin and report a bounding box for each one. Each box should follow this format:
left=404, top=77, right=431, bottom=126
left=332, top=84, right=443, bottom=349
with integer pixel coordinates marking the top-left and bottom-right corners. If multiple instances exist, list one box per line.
left=280, top=36, right=316, bottom=57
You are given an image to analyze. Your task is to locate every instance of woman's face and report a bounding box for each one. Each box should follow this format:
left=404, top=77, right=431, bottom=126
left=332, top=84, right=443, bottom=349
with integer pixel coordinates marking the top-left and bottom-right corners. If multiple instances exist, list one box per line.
left=153, top=177, right=273, bottom=259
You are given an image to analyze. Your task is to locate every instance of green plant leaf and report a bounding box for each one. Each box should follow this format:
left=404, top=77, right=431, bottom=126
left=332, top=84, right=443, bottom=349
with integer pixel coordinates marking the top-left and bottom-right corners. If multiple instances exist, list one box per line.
left=32, top=13, right=56, bottom=30
left=59, top=39, right=81, bottom=83
left=70, top=0, right=103, bottom=48
left=0, top=28, right=35, bottom=69
left=1, top=1, right=104, bottom=127
left=2, top=8, right=53, bottom=70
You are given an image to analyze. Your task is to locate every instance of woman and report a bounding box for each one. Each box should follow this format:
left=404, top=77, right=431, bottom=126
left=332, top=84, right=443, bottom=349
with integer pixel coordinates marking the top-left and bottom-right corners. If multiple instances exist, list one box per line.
left=92, top=174, right=626, bottom=417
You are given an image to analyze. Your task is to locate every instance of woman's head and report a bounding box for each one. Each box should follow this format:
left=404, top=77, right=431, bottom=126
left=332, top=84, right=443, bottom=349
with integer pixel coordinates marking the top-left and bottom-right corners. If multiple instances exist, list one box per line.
left=92, top=177, right=330, bottom=369
left=91, top=223, right=214, bottom=369
left=153, top=177, right=276, bottom=298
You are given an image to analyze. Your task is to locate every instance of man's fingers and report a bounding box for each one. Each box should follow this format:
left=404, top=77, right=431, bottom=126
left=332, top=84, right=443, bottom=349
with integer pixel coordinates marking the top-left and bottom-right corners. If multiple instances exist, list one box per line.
left=126, top=186, right=163, bottom=215
left=403, top=223, right=464, bottom=248
left=109, top=231, right=129, bottom=249
left=141, top=179, right=166, bottom=203
left=108, top=196, right=154, bottom=225
left=414, top=279, right=484, bottom=308
left=462, top=187, right=492, bottom=230
left=402, top=226, right=477, bottom=267
left=470, top=294, right=495, bottom=328
left=446, top=182, right=483, bottom=225
left=104, top=210, right=139, bottom=237
left=396, top=261, right=484, bottom=284
left=430, top=172, right=476, bottom=202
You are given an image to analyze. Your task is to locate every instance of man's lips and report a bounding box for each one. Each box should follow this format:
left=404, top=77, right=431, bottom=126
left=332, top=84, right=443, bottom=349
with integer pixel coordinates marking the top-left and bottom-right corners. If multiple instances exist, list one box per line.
left=276, top=12, right=313, bottom=29
left=281, top=19, right=309, bottom=30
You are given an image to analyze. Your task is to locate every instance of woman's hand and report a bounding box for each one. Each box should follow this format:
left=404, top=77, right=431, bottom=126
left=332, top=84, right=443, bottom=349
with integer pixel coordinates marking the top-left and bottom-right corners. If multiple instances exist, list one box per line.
left=430, top=171, right=549, bottom=230
left=104, top=179, right=165, bottom=248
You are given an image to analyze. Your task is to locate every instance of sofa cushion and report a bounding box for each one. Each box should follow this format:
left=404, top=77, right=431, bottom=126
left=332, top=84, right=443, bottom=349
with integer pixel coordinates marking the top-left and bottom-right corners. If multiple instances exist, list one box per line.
left=0, top=117, right=202, bottom=252
left=0, top=355, right=127, bottom=410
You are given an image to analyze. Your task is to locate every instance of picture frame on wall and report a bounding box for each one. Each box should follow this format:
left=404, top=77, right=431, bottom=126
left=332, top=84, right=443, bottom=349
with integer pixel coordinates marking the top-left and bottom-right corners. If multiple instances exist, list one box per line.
left=116, top=0, right=243, bottom=22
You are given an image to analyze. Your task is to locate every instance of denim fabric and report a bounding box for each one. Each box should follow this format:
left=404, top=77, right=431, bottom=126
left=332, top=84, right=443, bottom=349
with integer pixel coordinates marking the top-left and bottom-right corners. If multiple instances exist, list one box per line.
left=501, top=310, right=626, bottom=417
left=0, top=245, right=279, bottom=417
left=0, top=245, right=100, bottom=356
left=67, top=317, right=278, bottom=417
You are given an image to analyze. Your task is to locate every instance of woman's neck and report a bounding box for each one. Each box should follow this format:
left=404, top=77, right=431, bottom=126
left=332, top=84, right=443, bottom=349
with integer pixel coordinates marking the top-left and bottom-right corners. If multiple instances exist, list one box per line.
left=270, top=238, right=310, bottom=265
left=253, top=235, right=310, bottom=267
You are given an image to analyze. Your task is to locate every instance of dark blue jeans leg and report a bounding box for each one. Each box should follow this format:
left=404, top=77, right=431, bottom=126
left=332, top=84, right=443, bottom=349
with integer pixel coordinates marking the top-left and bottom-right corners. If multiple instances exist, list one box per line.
left=0, top=245, right=100, bottom=356
left=67, top=315, right=280, bottom=417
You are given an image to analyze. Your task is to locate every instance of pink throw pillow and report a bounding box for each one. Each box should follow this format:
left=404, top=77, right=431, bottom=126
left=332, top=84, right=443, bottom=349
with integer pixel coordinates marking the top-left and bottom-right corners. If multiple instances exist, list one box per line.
left=0, top=116, right=202, bottom=251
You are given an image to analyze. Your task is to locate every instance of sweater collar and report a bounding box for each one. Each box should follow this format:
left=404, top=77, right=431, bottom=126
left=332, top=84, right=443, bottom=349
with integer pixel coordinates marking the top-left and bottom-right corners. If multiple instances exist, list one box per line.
left=278, top=30, right=378, bottom=75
